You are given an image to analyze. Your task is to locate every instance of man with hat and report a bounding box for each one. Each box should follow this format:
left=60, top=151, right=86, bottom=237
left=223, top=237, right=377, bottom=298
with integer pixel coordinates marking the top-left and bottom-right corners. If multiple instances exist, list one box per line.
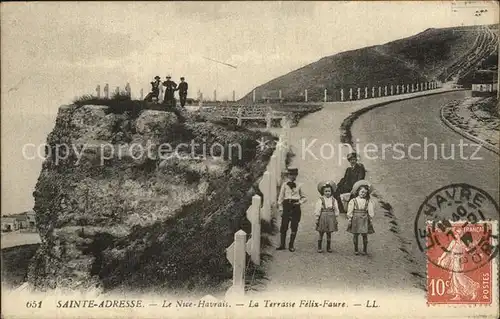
left=144, top=76, right=162, bottom=102
left=335, top=152, right=366, bottom=213
left=176, top=77, right=189, bottom=107
left=277, top=167, right=307, bottom=252
left=162, top=75, right=177, bottom=108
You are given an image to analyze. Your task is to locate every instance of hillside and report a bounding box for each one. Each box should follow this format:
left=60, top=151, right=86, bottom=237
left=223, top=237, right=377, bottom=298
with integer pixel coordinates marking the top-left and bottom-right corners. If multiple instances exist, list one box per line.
left=241, top=24, right=498, bottom=102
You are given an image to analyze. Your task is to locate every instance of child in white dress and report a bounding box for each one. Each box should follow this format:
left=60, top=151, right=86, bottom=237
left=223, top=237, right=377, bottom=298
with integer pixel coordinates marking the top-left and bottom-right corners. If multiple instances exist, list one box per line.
left=347, top=180, right=375, bottom=255
left=314, top=181, right=340, bottom=253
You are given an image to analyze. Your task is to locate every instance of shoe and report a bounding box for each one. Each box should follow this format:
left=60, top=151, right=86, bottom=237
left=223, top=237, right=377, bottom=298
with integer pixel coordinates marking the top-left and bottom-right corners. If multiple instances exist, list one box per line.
left=326, top=240, right=332, bottom=253
left=317, top=240, right=323, bottom=253
left=317, top=248, right=323, bottom=253
left=355, top=251, right=360, bottom=255
left=289, top=233, right=296, bottom=252
left=276, top=232, right=287, bottom=250
left=360, top=251, right=367, bottom=255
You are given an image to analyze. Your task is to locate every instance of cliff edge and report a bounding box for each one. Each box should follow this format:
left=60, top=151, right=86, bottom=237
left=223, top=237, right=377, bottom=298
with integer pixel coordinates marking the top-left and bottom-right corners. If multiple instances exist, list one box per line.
left=27, top=103, right=275, bottom=294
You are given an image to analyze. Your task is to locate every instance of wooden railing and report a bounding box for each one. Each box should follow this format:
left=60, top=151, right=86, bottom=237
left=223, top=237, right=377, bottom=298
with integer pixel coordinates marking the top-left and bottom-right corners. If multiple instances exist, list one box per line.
left=225, top=118, right=291, bottom=300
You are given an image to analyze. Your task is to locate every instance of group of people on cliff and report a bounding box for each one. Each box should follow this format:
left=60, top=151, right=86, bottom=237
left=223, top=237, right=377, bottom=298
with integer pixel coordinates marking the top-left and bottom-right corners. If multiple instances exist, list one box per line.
left=277, top=152, right=373, bottom=255
left=144, top=75, right=189, bottom=107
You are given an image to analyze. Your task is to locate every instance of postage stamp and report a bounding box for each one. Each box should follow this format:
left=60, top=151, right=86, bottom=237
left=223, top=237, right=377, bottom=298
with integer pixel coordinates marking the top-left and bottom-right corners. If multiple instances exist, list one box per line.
left=426, top=220, right=498, bottom=305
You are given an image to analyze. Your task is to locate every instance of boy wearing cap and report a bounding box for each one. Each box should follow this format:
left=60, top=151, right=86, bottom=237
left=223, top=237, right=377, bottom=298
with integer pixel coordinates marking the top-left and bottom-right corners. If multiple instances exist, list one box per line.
left=176, top=77, right=188, bottom=107
left=336, top=152, right=366, bottom=213
left=277, top=167, right=307, bottom=252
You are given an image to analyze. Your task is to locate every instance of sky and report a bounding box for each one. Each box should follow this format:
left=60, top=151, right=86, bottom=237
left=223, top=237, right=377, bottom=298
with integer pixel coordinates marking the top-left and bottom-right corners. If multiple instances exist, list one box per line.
left=1, top=1, right=499, bottom=214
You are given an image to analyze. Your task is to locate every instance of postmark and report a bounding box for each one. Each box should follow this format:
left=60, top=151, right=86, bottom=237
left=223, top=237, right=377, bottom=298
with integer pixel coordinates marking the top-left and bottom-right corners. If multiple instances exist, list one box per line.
left=414, top=183, right=499, bottom=263
left=426, top=220, right=498, bottom=305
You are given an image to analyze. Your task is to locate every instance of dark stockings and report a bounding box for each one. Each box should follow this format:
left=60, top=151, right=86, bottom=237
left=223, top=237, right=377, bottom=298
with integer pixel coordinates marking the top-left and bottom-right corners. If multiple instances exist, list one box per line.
left=353, top=234, right=368, bottom=253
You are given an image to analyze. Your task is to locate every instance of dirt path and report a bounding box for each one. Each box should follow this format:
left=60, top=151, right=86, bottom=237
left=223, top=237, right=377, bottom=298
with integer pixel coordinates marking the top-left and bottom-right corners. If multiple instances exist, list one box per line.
left=261, top=88, right=455, bottom=295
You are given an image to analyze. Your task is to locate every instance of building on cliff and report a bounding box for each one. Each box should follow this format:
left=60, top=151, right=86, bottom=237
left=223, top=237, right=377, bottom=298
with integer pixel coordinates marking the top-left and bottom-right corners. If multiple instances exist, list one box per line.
left=1, top=211, right=36, bottom=232
left=471, top=70, right=498, bottom=97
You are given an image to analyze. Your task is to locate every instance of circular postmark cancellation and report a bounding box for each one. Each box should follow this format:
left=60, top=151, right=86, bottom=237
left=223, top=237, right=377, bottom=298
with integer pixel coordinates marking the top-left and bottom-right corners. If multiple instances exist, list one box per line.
left=414, top=183, right=499, bottom=273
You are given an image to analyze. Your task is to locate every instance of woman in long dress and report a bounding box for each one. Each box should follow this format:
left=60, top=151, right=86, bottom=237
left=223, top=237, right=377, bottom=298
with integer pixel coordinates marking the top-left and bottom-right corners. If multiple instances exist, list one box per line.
left=437, top=228, right=480, bottom=300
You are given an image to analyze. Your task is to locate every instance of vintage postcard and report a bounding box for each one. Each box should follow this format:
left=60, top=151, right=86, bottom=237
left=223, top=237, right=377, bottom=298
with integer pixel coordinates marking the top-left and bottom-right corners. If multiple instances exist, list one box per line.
left=1, top=1, right=499, bottom=318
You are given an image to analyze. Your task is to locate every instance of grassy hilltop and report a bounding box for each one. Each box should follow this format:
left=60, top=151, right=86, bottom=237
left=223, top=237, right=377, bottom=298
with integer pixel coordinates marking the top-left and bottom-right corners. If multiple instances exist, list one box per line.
left=240, top=24, right=498, bottom=102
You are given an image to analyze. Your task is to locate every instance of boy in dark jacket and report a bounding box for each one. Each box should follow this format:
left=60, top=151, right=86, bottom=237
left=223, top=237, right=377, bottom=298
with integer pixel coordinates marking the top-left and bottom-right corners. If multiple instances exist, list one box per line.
left=335, top=152, right=366, bottom=213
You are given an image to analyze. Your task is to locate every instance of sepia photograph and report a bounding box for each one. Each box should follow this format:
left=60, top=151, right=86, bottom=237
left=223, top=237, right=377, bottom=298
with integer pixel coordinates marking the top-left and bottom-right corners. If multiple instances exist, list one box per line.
left=1, top=1, right=499, bottom=318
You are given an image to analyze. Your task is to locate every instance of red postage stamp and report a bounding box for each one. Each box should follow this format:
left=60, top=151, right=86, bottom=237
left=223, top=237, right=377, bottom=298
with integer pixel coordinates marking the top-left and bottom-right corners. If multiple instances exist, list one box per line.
left=426, top=220, right=498, bottom=305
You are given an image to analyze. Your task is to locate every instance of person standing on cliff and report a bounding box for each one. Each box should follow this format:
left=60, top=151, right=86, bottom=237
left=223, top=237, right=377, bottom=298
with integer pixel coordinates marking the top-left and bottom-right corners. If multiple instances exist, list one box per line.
left=335, top=152, right=366, bottom=213
left=176, top=77, right=188, bottom=107
left=277, top=167, right=307, bottom=252
left=144, top=76, right=161, bottom=102
left=162, top=75, right=177, bottom=108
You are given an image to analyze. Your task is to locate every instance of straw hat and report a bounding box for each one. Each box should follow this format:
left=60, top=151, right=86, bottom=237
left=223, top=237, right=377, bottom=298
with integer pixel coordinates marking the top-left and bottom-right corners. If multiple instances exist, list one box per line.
left=317, top=180, right=337, bottom=194
left=350, top=180, right=373, bottom=195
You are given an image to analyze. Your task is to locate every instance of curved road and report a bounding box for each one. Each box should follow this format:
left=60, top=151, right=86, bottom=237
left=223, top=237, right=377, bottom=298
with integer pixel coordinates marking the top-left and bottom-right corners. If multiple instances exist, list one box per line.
left=262, top=90, right=498, bottom=296
left=352, top=90, right=499, bottom=283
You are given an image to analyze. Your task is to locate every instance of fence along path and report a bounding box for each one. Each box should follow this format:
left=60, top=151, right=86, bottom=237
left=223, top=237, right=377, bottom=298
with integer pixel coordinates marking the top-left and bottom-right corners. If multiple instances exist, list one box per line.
left=224, top=117, right=291, bottom=301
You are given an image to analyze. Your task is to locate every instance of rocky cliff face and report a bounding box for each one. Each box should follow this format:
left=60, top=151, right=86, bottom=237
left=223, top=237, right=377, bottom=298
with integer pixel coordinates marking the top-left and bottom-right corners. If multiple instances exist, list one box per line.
left=27, top=104, right=274, bottom=293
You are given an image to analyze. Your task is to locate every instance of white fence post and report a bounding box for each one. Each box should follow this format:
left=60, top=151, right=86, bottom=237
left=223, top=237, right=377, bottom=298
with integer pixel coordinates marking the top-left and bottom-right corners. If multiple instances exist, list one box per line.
left=364, top=87, right=368, bottom=99
left=304, top=89, right=308, bottom=102
left=357, top=88, right=361, bottom=100
left=253, top=90, right=256, bottom=103
left=340, top=89, right=344, bottom=101
left=378, top=86, right=381, bottom=97
left=269, top=158, right=277, bottom=205
left=390, top=85, right=393, bottom=95
left=125, top=83, right=131, bottom=97
left=104, top=83, right=109, bottom=99
left=259, top=172, right=271, bottom=221
left=384, top=86, right=388, bottom=96
left=349, top=88, right=353, bottom=100
left=279, top=89, right=282, bottom=100
left=275, top=149, right=281, bottom=187
left=407, top=84, right=410, bottom=93
left=271, top=154, right=280, bottom=187
left=324, top=88, right=327, bottom=102
left=246, top=195, right=261, bottom=265
left=396, top=85, right=400, bottom=94
left=237, top=107, right=243, bottom=126
left=225, top=230, right=246, bottom=298
left=372, top=87, right=375, bottom=98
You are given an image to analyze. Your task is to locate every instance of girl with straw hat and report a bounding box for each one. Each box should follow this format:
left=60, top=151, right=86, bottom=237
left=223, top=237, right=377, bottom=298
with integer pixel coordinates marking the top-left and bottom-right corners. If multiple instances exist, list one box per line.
left=346, top=180, right=375, bottom=255
left=314, top=181, right=340, bottom=253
